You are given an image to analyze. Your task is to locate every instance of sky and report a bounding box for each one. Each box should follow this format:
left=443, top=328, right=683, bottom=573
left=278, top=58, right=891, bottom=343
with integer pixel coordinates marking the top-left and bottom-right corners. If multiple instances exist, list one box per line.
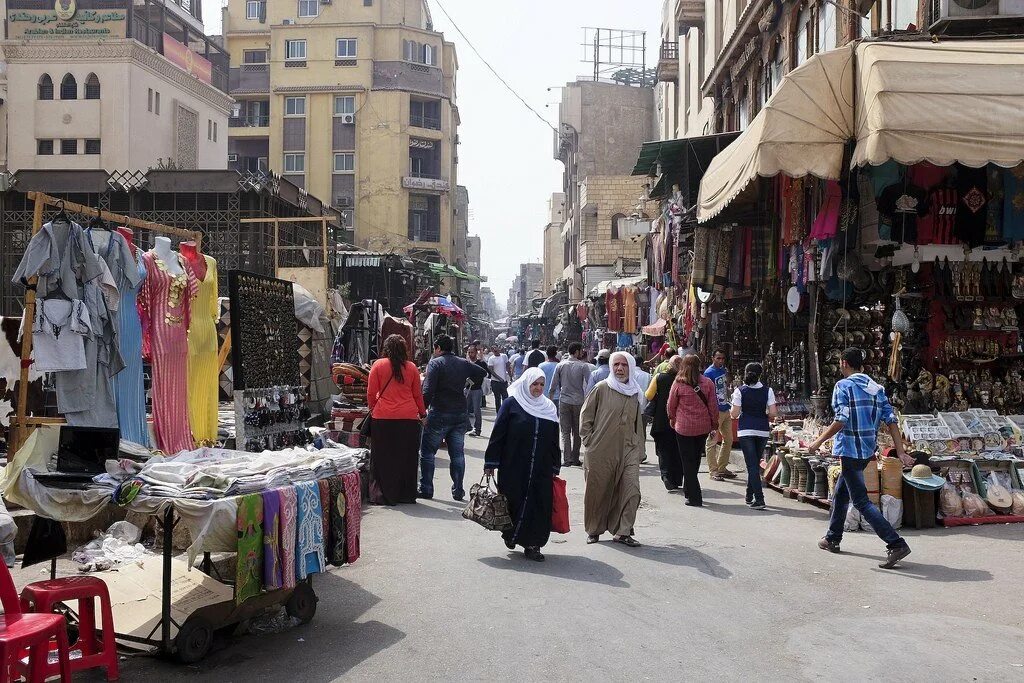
left=205, top=0, right=661, bottom=309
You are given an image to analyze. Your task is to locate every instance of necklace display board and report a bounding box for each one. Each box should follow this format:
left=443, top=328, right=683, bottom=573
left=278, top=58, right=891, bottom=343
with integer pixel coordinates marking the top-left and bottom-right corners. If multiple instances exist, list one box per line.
left=228, top=271, right=309, bottom=450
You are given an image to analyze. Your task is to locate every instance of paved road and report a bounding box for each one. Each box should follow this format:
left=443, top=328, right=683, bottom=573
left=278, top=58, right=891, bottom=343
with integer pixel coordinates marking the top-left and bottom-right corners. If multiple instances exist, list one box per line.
left=121, top=402, right=1024, bottom=680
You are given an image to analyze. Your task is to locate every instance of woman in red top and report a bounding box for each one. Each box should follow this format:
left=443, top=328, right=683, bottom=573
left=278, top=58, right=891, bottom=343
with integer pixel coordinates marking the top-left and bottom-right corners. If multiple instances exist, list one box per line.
left=667, top=354, right=720, bottom=507
left=366, top=334, right=427, bottom=505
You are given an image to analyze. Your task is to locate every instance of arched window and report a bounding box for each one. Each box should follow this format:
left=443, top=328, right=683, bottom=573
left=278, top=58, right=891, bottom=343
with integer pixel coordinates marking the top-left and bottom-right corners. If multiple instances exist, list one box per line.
left=60, top=74, right=77, bottom=100
left=611, top=213, right=625, bottom=240
left=84, top=73, right=100, bottom=100
left=37, top=74, right=53, bottom=100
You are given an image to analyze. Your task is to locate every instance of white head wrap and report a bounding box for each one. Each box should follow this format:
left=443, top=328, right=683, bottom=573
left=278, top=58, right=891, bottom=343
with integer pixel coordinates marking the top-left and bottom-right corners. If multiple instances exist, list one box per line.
left=602, top=352, right=642, bottom=397
left=508, top=367, right=559, bottom=422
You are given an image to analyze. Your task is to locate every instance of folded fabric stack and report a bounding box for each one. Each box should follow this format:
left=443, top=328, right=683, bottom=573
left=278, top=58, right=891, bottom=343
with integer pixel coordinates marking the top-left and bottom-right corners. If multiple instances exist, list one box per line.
left=235, top=470, right=362, bottom=605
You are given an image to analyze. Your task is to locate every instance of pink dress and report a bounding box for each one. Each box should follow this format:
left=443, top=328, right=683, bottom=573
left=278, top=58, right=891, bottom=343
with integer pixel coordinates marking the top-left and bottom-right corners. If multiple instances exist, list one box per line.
left=138, top=251, right=198, bottom=454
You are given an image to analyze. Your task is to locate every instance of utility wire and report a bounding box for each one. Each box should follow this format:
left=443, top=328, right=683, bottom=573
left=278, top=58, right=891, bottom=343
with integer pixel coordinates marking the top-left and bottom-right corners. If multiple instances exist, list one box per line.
left=432, top=0, right=559, bottom=134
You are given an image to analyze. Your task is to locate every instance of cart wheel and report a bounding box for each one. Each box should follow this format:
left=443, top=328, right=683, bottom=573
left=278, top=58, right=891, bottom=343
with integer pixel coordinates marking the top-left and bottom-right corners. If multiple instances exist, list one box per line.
left=285, top=582, right=318, bottom=624
left=175, top=616, right=214, bottom=663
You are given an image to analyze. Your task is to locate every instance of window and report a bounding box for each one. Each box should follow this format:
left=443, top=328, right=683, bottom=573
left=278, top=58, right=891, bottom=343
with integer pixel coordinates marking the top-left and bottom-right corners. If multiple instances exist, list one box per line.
left=891, top=0, right=917, bottom=31
left=364, top=0, right=373, bottom=5
left=403, top=40, right=438, bottom=65
left=423, top=44, right=435, bottom=65
left=336, top=38, right=357, bottom=58
left=213, top=122, right=218, bottom=142
left=285, top=40, right=306, bottom=60
left=284, top=96, right=306, bottom=116
left=148, top=88, right=153, bottom=112
left=258, top=157, right=269, bottom=173
left=60, top=139, right=77, bottom=155
left=818, top=0, right=837, bottom=52
left=284, top=153, right=305, bottom=173
left=60, top=74, right=77, bottom=100
left=333, top=95, right=355, bottom=115
left=794, top=5, right=812, bottom=67
left=155, top=91, right=161, bottom=115
left=333, top=152, right=355, bottom=173
left=37, top=139, right=54, bottom=155
left=408, top=194, right=440, bottom=242
left=245, top=0, right=263, bottom=19
left=737, top=89, right=750, bottom=130
left=85, top=139, right=101, bottom=155
left=38, top=74, right=53, bottom=100
left=84, top=73, right=100, bottom=99
left=409, top=98, right=441, bottom=129
left=243, top=49, right=268, bottom=64
left=297, top=0, right=318, bottom=17
left=208, top=119, right=212, bottom=140
left=611, top=213, right=625, bottom=240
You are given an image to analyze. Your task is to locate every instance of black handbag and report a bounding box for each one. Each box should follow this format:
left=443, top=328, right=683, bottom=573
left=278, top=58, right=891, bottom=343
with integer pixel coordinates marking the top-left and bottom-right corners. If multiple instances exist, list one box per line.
left=360, top=374, right=394, bottom=438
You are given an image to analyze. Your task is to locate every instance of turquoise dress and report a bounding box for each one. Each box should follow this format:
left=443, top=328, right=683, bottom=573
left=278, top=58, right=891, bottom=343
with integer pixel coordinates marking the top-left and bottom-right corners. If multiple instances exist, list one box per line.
left=114, top=245, right=148, bottom=445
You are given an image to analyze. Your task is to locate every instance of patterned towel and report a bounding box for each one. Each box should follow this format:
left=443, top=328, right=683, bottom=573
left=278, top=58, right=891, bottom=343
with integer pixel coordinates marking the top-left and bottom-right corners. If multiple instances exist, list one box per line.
left=327, top=476, right=346, bottom=566
left=342, top=472, right=362, bottom=564
left=262, top=489, right=282, bottom=590
left=294, top=481, right=326, bottom=580
left=235, top=494, right=264, bottom=605
left=278, top=486, right=298, bottom=589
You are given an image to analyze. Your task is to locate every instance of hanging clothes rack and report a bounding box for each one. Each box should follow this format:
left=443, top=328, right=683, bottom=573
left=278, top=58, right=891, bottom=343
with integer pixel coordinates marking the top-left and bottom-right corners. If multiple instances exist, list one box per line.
left=10, top=191, right=203, bottom=453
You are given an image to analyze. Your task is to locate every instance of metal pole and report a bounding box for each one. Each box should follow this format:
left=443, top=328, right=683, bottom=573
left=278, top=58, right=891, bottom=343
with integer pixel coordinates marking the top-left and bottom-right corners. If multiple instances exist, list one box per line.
left=161, top=506, right=174, bottom=653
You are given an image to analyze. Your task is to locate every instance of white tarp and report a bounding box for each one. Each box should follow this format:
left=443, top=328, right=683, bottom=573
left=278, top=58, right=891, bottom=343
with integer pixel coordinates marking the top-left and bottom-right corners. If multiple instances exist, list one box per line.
left=698, top=39, right=1024, bottom=223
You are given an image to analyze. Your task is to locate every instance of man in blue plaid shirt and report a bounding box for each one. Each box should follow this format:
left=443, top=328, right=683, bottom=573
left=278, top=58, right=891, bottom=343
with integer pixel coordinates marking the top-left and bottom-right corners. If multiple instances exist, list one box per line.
left=809, top=348, right=911, bottom=569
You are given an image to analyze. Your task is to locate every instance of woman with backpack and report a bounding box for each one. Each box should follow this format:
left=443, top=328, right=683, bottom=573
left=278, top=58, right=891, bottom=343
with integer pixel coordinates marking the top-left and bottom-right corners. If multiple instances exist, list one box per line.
left=730, top=362, right=778, bottom=510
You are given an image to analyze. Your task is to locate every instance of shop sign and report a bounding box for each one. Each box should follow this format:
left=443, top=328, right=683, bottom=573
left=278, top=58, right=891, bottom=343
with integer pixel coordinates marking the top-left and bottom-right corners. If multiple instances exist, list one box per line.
left=402, top=176, right=450, bottom=192
left=7, top=1, right=127, bottom=40
left=162, top=33, right=213, bottom=85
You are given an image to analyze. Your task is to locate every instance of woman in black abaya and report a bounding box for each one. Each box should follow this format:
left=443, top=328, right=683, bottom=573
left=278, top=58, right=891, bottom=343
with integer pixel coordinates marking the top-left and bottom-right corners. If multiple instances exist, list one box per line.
left=484, top=367, right=561, bottom=561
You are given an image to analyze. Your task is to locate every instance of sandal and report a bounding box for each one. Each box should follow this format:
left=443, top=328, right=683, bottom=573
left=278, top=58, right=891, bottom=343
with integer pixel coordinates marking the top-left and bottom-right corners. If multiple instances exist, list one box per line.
left=613, top=535, right=641, bottom=548
left=586, top=535, right=600, bottom=544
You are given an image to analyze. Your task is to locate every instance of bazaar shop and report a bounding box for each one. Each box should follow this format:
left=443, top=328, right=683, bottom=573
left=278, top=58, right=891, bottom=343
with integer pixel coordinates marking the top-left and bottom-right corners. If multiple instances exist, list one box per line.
left=4, top=193, right=369, bottom=666
left=694, top=38, right=1024, bottom=527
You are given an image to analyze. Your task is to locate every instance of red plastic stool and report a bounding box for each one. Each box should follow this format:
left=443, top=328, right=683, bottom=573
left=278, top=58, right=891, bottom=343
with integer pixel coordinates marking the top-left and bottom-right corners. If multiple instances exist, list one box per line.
left=0, top=563, right=71, bottom=683
left=20, top=575, right=119, bottom=681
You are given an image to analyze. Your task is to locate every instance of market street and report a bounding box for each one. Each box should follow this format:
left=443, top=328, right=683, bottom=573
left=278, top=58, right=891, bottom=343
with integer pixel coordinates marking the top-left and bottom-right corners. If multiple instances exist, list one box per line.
left=125, top=404, right=1024, bottom=682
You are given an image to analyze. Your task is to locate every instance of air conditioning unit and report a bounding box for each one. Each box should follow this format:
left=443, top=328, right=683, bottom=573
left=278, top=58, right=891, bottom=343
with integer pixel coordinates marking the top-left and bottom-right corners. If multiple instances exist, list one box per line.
left=227, top=153, right=238, bottom=162
left=282, top=18, right=294, bottom=25
left=340, top=113, right=355, bottom=124
left=335, top=196, right=352, bottom=207
left=931, top=0, right=1024, bottom=31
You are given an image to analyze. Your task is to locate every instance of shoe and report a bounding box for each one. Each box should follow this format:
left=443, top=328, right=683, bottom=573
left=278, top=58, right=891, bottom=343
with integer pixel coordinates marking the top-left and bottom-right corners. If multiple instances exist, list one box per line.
left=504, top=539, right=516, bottom=550
left=586, top=535, right=600, bottom=544
left=710, top=474, right=725, bottom=481
left=818, top=537, right=841, bottom=553
left=452, top=492, right=465, bottom=502
left=879, top=545, right=911, bottom=569
left=470, top=430, right=480, bottom=437
left=684, top=501, right=703, bottom=507
left=524, top=547, right=545, bottom=562
left=720, top=470, right=738, bottom=479
left=750, top=502, right=767, bottom=510
left=416, top=491, right=433, bottom=500
left=571, top=460, right=583, bottom=467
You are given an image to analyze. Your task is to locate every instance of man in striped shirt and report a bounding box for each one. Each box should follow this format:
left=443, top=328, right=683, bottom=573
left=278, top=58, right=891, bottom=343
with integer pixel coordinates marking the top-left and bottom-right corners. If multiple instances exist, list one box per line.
left=808, top=348, right=911, bottom=569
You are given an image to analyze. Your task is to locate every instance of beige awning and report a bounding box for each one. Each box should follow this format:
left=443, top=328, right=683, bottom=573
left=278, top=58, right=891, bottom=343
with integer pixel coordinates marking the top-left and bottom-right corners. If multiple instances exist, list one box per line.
left=698, top=39, right=1024, bottom=223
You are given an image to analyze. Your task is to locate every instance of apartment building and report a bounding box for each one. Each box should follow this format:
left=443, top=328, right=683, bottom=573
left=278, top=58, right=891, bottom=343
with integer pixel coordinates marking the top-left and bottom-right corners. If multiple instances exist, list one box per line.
left=222, top=0, right=460, bottom=262
left=0, top=0, right=232, bottom=171
left=554, top=80, right=654, bottom=302
left=541, top=192, right=566, bottom=297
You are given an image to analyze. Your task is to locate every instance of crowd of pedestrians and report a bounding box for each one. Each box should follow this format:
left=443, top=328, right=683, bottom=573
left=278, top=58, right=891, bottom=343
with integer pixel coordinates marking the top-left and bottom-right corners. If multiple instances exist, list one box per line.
left=364, top=335, right=911, bottom=568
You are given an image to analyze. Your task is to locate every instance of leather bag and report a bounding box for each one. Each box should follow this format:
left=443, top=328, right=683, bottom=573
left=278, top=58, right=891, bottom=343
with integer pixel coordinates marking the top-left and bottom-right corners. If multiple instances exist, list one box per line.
left=462, top=474, right=513, bottom=531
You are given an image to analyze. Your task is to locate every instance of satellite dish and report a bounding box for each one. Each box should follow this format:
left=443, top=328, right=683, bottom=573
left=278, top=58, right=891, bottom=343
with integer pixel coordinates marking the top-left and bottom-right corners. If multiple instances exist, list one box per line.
left=696, top=287, right=712, bottom=303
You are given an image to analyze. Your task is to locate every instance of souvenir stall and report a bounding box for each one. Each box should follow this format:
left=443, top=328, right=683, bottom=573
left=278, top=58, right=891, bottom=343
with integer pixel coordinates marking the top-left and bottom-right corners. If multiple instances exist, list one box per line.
left=693, top=40, right=1024, bottom=527
left=6, top=192, right=369, bottom=664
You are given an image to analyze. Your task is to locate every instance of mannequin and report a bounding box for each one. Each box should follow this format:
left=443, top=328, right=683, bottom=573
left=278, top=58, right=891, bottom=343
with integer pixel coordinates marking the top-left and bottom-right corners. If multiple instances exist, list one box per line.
left=180, top=240, right=207, bottom=281
left=116, top=226, right=135, bottom=252
left=152, top=236, right=183, bottom=275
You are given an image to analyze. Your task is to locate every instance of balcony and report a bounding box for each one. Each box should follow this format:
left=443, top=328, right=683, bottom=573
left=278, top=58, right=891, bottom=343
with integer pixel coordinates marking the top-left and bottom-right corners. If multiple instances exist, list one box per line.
left=675, top=0, right=705, bottom=32
left=409, top=114, right=441, bottom=130
left=229, top=114, right=270, bottom=128
left=657, top=40, right=680, bottom=83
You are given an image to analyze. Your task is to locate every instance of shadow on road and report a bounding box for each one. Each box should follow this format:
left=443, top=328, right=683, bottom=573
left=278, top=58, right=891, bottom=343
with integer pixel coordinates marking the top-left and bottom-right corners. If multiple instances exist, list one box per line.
left=603, top=542, right=732, bottom=579
left=477, top=554, right=630, bottom=588
left=868, top=563, right=993, bottom=582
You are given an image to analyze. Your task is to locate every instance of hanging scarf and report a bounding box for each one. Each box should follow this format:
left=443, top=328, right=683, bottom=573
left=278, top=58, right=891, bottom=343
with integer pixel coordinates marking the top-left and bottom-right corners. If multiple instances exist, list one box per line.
left=507, top=367, right=558, bottom=422
left=261, top=489, right=282, bottom=591
left=235, top=494, right=264, bottom=605
left=342, top=472, right=362, bottom=564
left=602, top=352, right=642, bottom=397
left=317, top=479, right=331, bottom=544
left=294, top=481, right=325, bottom=580
left=278, top=486, right=298, bottom=589
left=327, top=476, right=347, bottom=566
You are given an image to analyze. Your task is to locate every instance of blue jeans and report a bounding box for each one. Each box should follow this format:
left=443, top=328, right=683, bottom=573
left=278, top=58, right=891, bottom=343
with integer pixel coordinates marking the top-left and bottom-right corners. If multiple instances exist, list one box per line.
left=419, top=410, right=468, bottom=498
left=827, top=457, right=906, bottom=549
left=739, top=435, right=767, bottom=505
left=466, top=389, right=482, bottom=433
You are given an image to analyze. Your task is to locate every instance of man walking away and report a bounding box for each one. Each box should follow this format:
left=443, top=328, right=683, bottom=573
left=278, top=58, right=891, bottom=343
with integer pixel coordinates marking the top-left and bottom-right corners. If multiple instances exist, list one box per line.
left=465, top=344, right=487, bottom=437
left=526, top=340, right=545, bottom=369
left=585, top=349, right=611, bottom=395
left=510, top=348, right=526, bottom=380
left=550, top=342, right=593, bottom=466
left=704, top=349, right=736, bottom=480
left=581, top=352, right=644, bottom=547
left=487, top=344, right=510, bottom=409
left=808, top=348, right=912, bottom=569
left=419, top=334, right=487, bottom=501
left=539, top=346, right=561, bottom=410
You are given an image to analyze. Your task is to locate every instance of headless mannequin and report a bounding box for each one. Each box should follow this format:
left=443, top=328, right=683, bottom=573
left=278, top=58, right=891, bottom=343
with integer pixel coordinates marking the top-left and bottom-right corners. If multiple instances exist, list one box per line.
left=153, top=236, right=183, bottom=276
left=179, top=240, right=207, bottom=281
left=116, top=226, right=136, bottom=252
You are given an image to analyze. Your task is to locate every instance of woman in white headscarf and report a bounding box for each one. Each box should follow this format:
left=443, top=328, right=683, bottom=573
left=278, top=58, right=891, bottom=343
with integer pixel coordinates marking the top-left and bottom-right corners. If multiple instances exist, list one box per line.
left=484, top=367, right=561, bottom=561
left=580, top=351, right=645, bottom=547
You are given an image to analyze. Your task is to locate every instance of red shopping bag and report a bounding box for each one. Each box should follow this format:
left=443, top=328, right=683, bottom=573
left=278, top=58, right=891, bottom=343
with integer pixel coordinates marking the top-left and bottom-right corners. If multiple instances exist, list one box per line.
left=551, top=476, right=570, bottom=534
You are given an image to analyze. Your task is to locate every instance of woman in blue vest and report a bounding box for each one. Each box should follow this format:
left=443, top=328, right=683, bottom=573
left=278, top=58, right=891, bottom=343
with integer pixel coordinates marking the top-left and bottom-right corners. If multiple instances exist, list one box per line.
left=729, top=363, right=778, bottom=510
